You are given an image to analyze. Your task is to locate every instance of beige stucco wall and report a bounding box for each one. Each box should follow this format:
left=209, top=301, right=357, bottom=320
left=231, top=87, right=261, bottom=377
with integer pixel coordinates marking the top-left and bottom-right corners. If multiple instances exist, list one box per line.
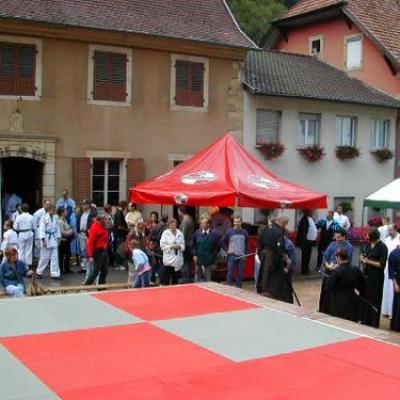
left=0, top=35, right=243, bottom=204
left=243, top=92, right=397, bottom=227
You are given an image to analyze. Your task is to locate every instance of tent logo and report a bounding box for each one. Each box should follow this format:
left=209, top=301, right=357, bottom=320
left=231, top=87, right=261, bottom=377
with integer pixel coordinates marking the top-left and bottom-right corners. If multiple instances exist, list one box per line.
left=247, top=175, right=280, bottom=189
left=175, top=194, right=189, bottom=204
left=181, top=171, right=217, bottom=185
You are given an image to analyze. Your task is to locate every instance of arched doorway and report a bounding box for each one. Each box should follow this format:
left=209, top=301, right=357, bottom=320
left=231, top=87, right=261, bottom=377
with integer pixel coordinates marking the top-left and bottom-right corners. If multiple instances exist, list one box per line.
left=1, top=157, right=44, bottom=210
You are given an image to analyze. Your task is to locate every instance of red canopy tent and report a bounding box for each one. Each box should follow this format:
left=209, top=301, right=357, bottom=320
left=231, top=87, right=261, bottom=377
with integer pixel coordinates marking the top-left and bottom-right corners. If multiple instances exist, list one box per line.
left=130, top=133, right=327, bottom=209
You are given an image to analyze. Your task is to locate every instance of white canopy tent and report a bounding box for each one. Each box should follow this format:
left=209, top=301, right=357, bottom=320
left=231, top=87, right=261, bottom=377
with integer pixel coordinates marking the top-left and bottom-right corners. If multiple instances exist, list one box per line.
left=362, top=178, right=400, bottom=227
left=364, top=178, right=400, bottom=209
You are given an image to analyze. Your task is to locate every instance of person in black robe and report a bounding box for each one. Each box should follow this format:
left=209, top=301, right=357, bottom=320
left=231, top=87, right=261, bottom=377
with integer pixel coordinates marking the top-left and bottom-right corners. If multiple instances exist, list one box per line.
left=359, top=228, right=388, bottom=328
left=328, top=248, right=366, bottom=322
left=389, top=246, right=400, bottom=331
left=257, top=215, right=289, bottom=301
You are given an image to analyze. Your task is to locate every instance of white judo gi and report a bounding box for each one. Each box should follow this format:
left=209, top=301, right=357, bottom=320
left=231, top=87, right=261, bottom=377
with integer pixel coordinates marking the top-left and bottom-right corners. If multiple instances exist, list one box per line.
left=1, top=229, right=18, bottom=252
left=33, top=207, right=46, bottom=258
left=382, top=233, right=400, bottom=317
left=37, top=213, right=61, bottom=277
left=14, top=212, right=34, bottom=266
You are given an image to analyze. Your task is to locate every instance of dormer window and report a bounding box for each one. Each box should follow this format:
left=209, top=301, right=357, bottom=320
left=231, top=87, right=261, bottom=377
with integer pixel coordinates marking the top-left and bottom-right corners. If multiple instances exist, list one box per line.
left=309, top=35, right=323, bottom=58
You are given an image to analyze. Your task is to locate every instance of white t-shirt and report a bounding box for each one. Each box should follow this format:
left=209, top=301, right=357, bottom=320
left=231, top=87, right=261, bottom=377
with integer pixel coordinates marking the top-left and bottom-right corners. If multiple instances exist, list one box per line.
left=334, top=213, right=351, bottom=231
left=306, top=217, right=318, bottom=241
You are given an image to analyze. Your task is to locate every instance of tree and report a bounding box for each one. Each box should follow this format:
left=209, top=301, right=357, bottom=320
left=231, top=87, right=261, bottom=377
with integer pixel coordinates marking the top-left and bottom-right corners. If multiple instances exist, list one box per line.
left=229, top=0, right=287, bottom=45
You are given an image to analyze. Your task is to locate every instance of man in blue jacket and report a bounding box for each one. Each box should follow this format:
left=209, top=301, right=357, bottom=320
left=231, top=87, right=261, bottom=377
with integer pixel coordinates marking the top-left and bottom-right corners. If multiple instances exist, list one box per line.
left=192, top=216, right=220, bottom=282
left=222, top=216, right=248, bottom=288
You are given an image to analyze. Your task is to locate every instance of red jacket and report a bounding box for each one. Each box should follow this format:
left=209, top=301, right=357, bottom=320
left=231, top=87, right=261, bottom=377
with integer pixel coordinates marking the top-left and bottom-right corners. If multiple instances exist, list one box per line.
left=87, top=220, right=109, bottom=257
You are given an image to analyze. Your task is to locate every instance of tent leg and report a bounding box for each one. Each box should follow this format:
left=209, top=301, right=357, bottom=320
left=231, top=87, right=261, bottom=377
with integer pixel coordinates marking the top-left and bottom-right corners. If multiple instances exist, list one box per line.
left=361, top=205, right=365, bottom=229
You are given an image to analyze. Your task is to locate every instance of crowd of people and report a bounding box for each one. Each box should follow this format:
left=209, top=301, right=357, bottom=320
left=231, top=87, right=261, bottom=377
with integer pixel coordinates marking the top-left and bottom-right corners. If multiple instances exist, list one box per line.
left=1, top=191, right=400, bottom=333
left=0, top=191, right=253, bottom=296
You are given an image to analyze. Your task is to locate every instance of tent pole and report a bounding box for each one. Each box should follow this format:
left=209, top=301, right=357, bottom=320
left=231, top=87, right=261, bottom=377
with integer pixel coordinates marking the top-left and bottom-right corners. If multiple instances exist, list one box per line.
left=361, top=204, right=365, bottom=229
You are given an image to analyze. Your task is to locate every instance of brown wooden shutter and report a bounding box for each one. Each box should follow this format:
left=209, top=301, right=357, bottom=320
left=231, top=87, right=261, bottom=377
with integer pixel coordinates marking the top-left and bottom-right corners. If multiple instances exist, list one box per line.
left=127, top=158, right=144, bottom=198
left=175, top=61, right=204, bottom=107
left=73, top=158, right=91, bottom=203
left=18, top=44, right=36, bottom=95
left=0, top=42, right=36, bottom=96
left=93, top=51, right=127, bottom=102
left=111, top=53, right=127, bottom=102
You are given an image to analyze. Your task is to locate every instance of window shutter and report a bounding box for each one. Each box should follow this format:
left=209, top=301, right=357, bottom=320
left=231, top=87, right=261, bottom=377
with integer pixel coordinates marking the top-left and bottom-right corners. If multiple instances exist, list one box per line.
left=93, top=51, right=111, bottom=100
left=93, top=51, right=127, bottom=102
left=127, top=158, right=144, bottom=198
left=0, top=43, right=36, bottom=96
left=0, top=43, right=17, bottom=95
left=256, top=110, right=281, bottom=143
left=73, top=158, right=91, bottom=203
left=111, top=53, right=127, bottom=102
left=175, top=61, right=204, bottom=107
left=18, top=44, right=36, bottom=95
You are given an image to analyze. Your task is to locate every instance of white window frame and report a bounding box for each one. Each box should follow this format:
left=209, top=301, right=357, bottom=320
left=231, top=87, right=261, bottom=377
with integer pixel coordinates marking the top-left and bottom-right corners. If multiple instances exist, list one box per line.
left=170, top=54, right=209, bottom=112
left=87, top=44, right=132, bottom=107
left=371, top=119, right=389, bottom=150
left=336, top=115, right=357, bottom=146
left=309, top=35, right=324, bottom=58
left=345, top=34, right=364, bottom=71
left=91, top=159, right=126, bottom=206
left=0, top=35, right=42, bottom=101
left=298, top=113, right=320, bottom=146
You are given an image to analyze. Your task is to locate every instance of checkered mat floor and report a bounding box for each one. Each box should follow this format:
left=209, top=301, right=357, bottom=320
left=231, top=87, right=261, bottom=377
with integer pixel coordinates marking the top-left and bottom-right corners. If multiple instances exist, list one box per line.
left=1, top=284, right=399, bottom=399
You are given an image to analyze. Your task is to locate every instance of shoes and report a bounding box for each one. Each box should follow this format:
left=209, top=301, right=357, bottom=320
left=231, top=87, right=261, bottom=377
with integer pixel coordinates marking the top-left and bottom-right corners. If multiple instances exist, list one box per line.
left=64, top=270, right=75, bottom=274
left=51, top=276, right=63, bottom=280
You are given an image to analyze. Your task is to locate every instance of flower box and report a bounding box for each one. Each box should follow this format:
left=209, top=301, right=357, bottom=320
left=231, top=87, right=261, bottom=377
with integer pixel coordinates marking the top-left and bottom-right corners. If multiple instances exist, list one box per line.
left=335, top=146, right=360, bottom=160
left=256, top=141, right=285, bottom=160
left=371, top=148, right=394, bottom=163
left=297, top=144, right=326, bottom=162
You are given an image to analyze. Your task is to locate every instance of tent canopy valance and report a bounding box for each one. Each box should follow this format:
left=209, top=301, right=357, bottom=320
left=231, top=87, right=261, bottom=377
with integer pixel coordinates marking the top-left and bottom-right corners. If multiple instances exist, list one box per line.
left=363, top=178, right=400, bottom=209
left=130, top=133, right=328, bottom=209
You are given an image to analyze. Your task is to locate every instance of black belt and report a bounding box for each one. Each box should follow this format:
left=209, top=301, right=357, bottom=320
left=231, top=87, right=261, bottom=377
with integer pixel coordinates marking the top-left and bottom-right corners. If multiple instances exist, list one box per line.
left=18, top=229, right=33, bottom=233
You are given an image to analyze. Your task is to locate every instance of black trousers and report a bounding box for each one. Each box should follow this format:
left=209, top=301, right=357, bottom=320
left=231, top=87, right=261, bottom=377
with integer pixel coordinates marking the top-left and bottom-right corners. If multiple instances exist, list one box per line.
left=301, top=240, right=315, bottom=274
left=161, top=265, right=181, bottom=286
left=85, top=249, right=108, bottom=285
left=58, top=239, right=71, bottom=274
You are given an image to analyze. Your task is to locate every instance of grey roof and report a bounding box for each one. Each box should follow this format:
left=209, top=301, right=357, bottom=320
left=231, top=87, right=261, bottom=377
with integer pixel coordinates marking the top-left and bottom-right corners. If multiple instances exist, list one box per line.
left=244, top=50, right=400, bottom=109
left=0, top=0, right=256, bottom=49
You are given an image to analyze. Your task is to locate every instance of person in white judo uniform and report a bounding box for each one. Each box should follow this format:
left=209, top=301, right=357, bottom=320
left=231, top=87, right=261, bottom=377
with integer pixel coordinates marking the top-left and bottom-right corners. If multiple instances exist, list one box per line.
left=13, top=204, right=35, bottom=267
left=0, top=220, right=18, bottom=258
left=382, top=224, right=400, bottom=317
left=37, top=204, right=61, bottom=279
left=33, top=200, right=51, bottom=259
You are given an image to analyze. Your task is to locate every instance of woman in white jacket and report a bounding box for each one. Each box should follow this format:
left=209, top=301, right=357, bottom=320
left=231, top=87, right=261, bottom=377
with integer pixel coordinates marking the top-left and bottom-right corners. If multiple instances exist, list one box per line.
left=160, top=219, right=185, bottom=285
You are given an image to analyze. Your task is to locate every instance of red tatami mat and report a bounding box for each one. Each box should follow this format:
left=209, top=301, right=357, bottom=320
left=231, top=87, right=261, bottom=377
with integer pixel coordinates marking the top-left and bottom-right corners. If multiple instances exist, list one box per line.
left=0, top=323, right=232, bottom=397
left=47, top=339, right=400, bottom=400
left=311, top=337, right=400, bottom=380
left=93, top=285, right=258, bottom=320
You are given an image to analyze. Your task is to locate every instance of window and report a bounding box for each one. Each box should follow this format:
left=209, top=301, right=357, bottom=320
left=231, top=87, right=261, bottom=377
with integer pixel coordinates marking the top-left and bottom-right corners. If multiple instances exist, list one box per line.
left=309, top=36, right=323, bottom=58
left=336, top=116, right=357, bottom=146
left=171, top=54, right=209, bottom=111
left=371, top=119, right=389, bottom=150
left=88, top=45, right=132, bottom=106
left=92, top=159, right=122, bottom=206
left=256, top=109, right=281, bottom=144
left=298, top=113, right=320, bottom=146
left=334, top=196, right=354, bottom=221
left=346, top=35, right=363, bottom=70
left=0, top=36, right=42, bottom=99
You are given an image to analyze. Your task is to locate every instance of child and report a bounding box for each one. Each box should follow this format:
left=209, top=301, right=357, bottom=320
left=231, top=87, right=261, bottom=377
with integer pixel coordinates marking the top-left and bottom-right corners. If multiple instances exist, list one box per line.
left=130, top=239, right=151, bottom=288
left=1, top=220, right=18, bottom=263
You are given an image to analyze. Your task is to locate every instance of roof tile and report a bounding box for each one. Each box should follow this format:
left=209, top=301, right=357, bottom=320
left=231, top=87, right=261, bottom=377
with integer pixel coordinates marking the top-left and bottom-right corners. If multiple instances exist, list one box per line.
left=244, top=50, right=400, bottom=108
left=278, top=0, right=400, bottom=63
left=0, top=0, right=255, bottom=49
